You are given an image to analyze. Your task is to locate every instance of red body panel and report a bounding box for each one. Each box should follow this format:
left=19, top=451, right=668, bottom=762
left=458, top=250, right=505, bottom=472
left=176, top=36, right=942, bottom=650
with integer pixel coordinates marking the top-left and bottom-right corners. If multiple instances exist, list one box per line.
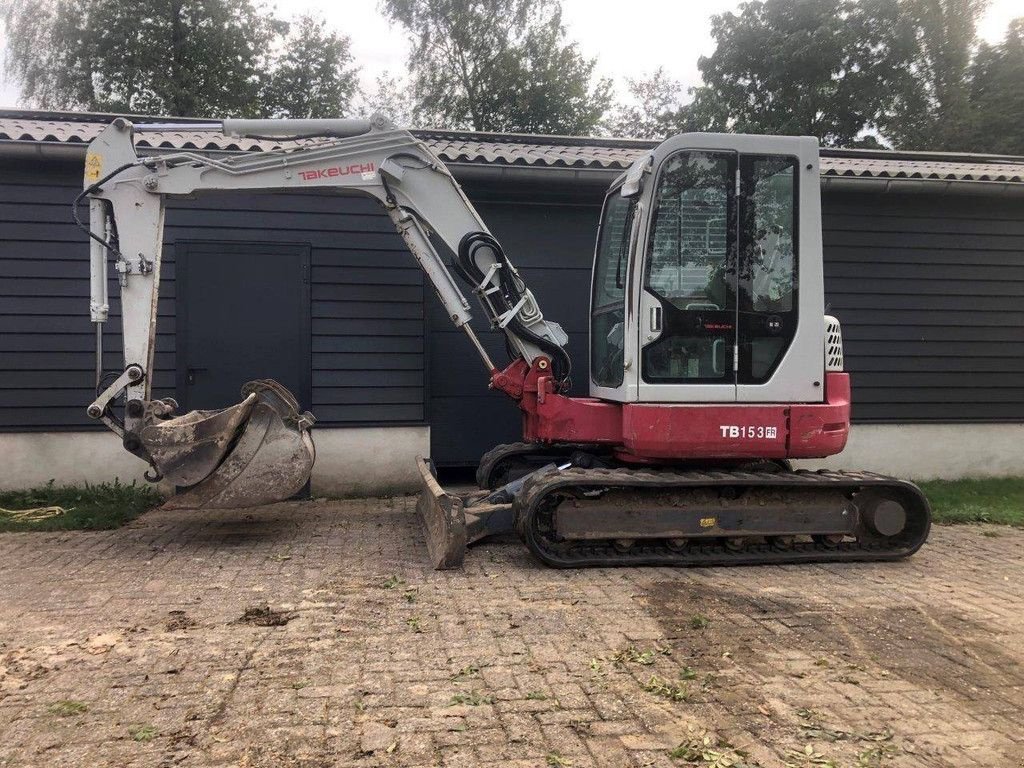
left=489, top=360, right=850, bottom=462
left=621, top=404, right=790, bottom=459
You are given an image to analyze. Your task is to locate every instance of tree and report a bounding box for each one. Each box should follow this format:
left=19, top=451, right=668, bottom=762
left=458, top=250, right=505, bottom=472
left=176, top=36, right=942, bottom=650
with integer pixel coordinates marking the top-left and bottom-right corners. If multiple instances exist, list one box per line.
left=381, top=0, right=612, bottom=133
left=605, top=68, right=699, bottom=139
left=688, top=0, right=917, bottom=147
left=0, top=0, right=359, bottom=118
left=877, top=0, right=990, bottom=150
left=964, top=18, right=1024, bottom=154
left=262, top=15, right=358, bottom=118
left=356, top=72, right=419, bottom=127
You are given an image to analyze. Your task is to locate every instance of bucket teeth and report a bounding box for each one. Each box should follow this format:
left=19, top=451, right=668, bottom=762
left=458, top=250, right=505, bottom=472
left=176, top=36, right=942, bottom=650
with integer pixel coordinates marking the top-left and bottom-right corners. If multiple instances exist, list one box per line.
left=146, top=380, right=315, bottom=510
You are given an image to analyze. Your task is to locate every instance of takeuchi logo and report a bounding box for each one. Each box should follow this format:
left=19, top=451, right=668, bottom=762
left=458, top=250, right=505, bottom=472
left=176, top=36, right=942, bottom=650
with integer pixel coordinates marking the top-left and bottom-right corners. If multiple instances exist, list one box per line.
left=299, top=162, right=375, bottom=181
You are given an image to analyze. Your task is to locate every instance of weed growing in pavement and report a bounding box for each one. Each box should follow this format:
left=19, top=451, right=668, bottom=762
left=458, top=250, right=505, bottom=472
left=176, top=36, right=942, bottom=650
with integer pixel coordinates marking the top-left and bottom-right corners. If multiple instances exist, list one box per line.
left=448, top=690, right=493, bottom=706
left=546, top=752, right=573, bottom=766
left=856, top=742, right=900, bottom=767
left=612, top=644, right=672, bottom=667
left=47, top=700, right=88, bottom=717
left=406, top=616, right=423, bottom=633
left=450, top=663, right=482, bottom=680
left=525, top=691, right=548, bottom=700
left=613, top=645, right=657, bottom=666
left=690, top=614, right=711, bottom=630
left=381, top=574, right=404, bottom=589
left=668, top=728, right=756, bottom=766
left=128, top=724, right=158, bottom=742
left=643, top=674, right=690, bottom=702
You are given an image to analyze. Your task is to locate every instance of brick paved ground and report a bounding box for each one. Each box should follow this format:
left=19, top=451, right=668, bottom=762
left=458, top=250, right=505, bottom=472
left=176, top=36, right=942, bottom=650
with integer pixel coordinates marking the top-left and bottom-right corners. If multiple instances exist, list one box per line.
left=0, top=497, right=1022, bottom=768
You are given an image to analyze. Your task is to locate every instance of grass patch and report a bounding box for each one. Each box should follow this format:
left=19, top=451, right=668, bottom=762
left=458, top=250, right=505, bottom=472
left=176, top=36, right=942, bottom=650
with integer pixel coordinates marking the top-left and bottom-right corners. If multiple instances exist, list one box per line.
left=127, top=724, right=158, bottom=742
left=918, top=477, right=1024, bottom=527
left=448, top=690, right=493, bottom=706
left=47, top=700, right=88, bottom=717
left=0, top=480, right=162, bottom=532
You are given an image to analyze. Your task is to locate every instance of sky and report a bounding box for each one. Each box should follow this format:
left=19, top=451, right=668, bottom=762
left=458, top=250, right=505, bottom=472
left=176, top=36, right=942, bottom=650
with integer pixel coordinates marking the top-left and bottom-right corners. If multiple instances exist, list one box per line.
left=0, top=0, right=1021, bottom=110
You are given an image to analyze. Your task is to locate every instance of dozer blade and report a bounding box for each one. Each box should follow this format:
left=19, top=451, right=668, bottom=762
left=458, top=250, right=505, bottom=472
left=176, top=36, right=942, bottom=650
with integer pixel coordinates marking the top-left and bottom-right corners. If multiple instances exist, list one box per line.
left=416, top=456, right=468, bottom=569
left=415, top=456, right=519, bottom=569
left=147, top=380, right=316, bottom=510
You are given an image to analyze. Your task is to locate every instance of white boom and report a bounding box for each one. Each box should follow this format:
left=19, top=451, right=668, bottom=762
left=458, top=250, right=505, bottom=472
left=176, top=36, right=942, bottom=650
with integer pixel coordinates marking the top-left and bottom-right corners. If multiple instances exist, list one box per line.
left=81, top=116, right=568, bottom=506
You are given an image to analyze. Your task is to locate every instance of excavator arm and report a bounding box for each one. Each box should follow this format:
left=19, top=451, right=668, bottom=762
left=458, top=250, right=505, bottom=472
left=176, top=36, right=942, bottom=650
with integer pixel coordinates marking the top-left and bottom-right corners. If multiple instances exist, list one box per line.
left=81, top=116, right=569, bottom=507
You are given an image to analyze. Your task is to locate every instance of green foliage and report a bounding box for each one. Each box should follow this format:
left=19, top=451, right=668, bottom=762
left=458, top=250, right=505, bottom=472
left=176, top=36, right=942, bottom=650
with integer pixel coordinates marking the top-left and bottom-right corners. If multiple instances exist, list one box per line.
left=642, top=674, right=690, bottom=701
left=447, top=689, right=493, bottom=706
left=356, top=72, right=417, bottom=126
left=689, top=0, right=917, bottom=146
left=381, top=0, right=612, bottom=133
left=875, top=0, right=991, bottom=150
left=669, top=729, right=755, bottom=766
left=688, top=0, right=1024, bottom=152
left=262, top=14, right=358, bottom=118
left=605, top=68, right=698, bottom=139
left=919, top=477, right=1024, bottom=526
left=962, top=19, right=1024, bottom=154
left=0, top=0, right=357, bottom=118
left=690, top=614, right=711, bottom=630
left=47, top=700, right=89, bottom=717
left=127, top=723, right=158, bottom=742
left=0, top=480, right=162, bottom=532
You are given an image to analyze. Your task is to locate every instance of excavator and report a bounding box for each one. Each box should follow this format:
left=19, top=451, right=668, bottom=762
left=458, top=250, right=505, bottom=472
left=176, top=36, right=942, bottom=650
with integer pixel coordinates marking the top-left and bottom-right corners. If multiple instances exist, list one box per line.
left=80, top=115, right=931, bottom=568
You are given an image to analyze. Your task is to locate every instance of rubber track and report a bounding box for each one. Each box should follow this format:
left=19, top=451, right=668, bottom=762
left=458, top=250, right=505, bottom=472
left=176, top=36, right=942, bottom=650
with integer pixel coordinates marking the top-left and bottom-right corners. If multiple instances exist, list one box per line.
left=476, top=442, right=589, bottom=490
left=513, top=467, right=931, bottom=568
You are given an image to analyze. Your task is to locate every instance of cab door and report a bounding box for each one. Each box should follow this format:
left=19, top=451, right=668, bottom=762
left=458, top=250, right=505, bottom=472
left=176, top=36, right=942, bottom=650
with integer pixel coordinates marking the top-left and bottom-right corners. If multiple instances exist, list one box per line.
left=636, top=149, right=739, bottom=402
left=589, top=185, right=637, bottom=402
left=634, top=135, right=823, bottom=405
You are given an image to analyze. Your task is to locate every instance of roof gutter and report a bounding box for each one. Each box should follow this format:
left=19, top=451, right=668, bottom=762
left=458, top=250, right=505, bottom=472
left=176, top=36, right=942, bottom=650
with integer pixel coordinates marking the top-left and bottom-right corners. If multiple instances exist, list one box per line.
left=821, top=174, right=1024, bottom=197
left=0, top=138, right=246, bottom=162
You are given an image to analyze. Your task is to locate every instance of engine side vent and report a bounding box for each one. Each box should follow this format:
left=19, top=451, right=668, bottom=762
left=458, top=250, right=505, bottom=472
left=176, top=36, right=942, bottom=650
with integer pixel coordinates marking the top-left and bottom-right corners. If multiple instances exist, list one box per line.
left=824, top=315, right=844, bottom=372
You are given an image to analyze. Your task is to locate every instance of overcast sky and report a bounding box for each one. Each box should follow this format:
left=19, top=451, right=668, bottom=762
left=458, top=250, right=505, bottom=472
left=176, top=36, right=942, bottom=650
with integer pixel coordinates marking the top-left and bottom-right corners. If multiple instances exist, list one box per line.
left=0, top=0, right=1020, bottom=110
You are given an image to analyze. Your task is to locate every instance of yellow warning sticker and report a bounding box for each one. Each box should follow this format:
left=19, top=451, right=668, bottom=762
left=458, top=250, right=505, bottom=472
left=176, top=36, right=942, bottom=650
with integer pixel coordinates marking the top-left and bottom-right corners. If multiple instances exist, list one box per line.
left=699, top=517, right=716, bottom=528
left=85, top=152, right=102, bottom=182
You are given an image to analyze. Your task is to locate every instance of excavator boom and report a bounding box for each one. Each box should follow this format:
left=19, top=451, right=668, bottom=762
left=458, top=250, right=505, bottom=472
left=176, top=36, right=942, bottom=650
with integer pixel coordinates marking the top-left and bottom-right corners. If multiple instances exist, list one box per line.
left=82, top=116, right=568, bottom=507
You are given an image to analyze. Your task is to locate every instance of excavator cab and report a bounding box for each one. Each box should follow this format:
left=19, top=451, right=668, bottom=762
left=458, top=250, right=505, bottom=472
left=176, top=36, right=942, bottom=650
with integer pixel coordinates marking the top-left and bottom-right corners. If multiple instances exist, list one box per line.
left=591, top=134, right=824, bottom=407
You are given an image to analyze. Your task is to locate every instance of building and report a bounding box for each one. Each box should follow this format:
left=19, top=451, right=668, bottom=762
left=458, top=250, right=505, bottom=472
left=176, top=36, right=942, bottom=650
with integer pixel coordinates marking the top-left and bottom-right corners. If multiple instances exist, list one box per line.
left=1, top=109, right=1023, bottom=495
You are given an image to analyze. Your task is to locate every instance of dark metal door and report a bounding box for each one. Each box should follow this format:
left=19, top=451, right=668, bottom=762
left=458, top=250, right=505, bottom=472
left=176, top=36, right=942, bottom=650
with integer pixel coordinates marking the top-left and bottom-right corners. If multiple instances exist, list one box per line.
left=176, top=242, right=311, bottom=411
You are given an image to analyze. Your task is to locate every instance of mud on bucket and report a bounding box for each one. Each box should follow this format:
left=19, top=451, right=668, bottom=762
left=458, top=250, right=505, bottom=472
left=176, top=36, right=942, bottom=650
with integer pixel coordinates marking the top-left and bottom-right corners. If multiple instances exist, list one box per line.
left=146, top=380, right=316, bottom=510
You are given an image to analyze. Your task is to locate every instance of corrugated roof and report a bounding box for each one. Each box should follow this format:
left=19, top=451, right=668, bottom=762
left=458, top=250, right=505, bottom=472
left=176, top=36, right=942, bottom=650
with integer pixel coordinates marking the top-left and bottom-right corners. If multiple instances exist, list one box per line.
left=2, top=110, right=1024, bottom=183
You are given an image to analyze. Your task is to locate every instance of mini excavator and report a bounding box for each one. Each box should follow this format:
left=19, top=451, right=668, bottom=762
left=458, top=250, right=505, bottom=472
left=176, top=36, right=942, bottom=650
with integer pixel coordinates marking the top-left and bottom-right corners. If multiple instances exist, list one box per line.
left=81, top=116, right=930, bottom=568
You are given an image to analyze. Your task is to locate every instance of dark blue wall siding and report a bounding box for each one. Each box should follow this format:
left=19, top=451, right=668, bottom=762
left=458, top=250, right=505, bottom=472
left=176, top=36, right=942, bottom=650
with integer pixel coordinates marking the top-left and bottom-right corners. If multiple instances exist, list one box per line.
left=2, top=158, right=1023, bottom=458
left=822, top=191, right=1024, bottom=423
left=0, top=160, right=423, bottom=430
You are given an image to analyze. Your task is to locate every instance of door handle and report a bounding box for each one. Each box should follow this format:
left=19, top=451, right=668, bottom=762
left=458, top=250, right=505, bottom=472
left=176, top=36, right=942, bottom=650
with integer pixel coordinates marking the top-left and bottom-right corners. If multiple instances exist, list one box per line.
left=650, top=305, right=662, bottom=333
left=186, top=367, right=208, bottom=385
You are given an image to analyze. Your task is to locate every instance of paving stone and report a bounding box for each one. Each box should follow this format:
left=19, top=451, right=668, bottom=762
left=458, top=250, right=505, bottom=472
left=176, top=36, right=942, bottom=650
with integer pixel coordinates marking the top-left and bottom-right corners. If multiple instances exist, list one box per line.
left=0, top=500, right=1021, bottom=766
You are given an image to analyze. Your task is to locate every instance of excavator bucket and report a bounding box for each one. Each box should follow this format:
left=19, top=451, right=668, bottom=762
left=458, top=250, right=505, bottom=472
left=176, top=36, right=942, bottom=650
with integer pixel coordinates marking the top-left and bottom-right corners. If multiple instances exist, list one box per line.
left=145, top=380, right=316, bottom=510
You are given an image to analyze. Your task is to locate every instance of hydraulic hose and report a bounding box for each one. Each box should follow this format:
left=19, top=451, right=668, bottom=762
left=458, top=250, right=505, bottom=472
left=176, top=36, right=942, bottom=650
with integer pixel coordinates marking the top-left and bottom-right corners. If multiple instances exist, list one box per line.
left=455, top=232, right=571, bottom=387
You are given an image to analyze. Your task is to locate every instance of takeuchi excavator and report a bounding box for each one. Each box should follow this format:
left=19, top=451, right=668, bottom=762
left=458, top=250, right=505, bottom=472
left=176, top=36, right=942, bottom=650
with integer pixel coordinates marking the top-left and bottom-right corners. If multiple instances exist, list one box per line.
left=81, top=115, right=931, bottom=568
